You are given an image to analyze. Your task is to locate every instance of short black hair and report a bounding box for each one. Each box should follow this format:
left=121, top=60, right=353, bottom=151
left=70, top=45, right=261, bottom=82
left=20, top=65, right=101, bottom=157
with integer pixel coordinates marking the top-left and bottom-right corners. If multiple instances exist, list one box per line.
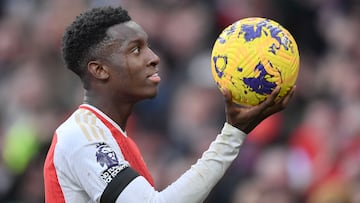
left=61, top=6, right=131, bottom=79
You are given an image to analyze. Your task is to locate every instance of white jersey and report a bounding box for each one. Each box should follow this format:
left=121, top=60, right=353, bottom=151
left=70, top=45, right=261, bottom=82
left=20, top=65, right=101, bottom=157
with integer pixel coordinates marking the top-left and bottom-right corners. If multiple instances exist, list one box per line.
left=44, top=104, right=247, bottom=203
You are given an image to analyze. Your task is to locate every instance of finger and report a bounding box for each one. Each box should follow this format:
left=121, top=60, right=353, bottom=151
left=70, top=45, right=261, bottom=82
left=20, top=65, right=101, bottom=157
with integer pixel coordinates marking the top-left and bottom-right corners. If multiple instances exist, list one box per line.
left=263, top=85, right=296, bottom=116
left=258, top=86, right=281, bottom=109
left=242, top=86, right=280, bottom=120
left=221, top=87, right=233, bottom=105
left=281, top=85, right=296, bottom=107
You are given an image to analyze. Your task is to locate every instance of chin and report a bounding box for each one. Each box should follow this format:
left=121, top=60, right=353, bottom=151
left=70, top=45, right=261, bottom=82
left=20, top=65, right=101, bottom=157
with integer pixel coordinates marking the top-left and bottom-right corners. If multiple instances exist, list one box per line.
left=139, top=89, right=158, bottom=101
left=147, top=91, right=158, bottom=99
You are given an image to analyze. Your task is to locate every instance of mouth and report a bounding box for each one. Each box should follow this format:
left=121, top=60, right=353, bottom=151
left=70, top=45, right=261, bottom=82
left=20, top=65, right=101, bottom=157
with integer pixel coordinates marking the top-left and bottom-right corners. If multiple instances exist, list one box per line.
left=147, top=72, right=161, bottom=83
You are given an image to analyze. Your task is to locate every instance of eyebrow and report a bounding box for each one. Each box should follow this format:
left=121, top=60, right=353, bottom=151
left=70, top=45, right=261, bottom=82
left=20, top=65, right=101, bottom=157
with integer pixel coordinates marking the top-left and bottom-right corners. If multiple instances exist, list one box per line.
left=107, top=31, right=149, bottom=50
left=126, top=37, right=148, bottom=47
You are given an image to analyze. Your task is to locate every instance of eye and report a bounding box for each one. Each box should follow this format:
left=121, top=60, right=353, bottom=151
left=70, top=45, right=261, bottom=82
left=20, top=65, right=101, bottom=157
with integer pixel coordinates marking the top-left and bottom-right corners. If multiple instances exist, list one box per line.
left=131, top=46, right=140, bottom=55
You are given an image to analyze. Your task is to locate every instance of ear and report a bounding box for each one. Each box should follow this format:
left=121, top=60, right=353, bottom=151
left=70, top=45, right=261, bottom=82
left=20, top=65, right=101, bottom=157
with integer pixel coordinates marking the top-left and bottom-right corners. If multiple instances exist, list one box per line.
left=87, top=60, right=110, bottom=80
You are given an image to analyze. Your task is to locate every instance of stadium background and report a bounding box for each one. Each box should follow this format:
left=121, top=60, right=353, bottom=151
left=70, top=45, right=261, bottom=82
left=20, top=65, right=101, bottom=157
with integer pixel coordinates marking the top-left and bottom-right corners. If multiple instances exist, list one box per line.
left=0, top=0, right=360, bottom=202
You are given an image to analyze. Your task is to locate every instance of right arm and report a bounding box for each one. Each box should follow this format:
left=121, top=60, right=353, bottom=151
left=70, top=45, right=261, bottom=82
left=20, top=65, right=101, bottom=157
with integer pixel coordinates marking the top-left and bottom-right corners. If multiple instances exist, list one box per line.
left=115, top=122, right=246, bottom=203
left=114, top=86, right=295, bottom=203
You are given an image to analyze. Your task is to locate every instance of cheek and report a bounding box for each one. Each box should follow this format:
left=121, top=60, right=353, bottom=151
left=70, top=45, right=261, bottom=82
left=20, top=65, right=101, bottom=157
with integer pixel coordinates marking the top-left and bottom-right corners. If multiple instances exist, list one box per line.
left=109, top=55, right=132, bottom=79
left=124, top=56, right=144, bottom=78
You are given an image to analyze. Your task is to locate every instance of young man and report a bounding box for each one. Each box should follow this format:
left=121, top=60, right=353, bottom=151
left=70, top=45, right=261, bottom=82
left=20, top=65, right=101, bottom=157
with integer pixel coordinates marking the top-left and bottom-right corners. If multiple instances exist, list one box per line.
left=43, top=6, right=295, bottom=203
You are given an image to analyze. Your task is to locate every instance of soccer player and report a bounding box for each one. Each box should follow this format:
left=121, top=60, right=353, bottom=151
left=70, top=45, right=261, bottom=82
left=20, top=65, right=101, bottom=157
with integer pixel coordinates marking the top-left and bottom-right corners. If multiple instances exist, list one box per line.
left=43, top=6, right=295, bottom=203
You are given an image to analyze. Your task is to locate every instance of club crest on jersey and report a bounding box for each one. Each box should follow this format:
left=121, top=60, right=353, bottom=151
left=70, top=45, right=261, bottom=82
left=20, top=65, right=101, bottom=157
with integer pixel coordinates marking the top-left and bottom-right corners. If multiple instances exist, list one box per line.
left=95, top=143, right=128, bottom=183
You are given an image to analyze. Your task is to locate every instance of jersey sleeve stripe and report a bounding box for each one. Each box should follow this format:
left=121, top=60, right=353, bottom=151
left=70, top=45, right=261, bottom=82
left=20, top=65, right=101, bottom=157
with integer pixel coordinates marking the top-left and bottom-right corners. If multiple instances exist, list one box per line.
left=89, top=114, right=100, bottom=140
left=75, top=109, right=108, bottom=142
left=97, top=126, right=107, bottom=141
left=86, top=110, right=108, bottom=141
left=100, top=167, right=139, bottom=203
left=75, top=112, right=93, bottom=141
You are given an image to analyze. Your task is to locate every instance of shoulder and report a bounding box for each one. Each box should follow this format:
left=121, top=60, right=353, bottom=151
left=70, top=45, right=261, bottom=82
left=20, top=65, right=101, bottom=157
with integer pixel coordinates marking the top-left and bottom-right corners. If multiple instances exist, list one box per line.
left=55, top=108, right=112, bottom=154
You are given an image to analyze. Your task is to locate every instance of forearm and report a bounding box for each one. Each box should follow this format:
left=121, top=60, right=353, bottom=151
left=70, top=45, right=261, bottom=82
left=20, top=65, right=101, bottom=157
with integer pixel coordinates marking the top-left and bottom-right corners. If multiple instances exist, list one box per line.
left=160, top=122, right=247, bottom=202
left=117, top=122, right=247, bottom=203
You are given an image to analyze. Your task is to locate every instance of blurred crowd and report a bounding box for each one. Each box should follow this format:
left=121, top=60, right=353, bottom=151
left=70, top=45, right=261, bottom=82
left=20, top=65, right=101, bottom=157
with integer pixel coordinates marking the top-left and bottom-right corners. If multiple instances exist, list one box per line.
left=0, top=0, right=360, bottom=202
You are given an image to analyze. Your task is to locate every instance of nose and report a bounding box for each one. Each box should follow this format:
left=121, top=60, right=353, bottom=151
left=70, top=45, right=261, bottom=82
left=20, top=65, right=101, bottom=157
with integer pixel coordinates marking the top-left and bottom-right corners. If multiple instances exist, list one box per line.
left=147, top=48, right=160, bottom=67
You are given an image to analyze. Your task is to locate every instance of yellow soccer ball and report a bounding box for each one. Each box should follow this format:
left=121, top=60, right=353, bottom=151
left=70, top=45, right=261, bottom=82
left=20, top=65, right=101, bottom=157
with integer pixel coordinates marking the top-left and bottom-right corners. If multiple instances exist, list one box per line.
left=211, top=17, right=300, bottom=106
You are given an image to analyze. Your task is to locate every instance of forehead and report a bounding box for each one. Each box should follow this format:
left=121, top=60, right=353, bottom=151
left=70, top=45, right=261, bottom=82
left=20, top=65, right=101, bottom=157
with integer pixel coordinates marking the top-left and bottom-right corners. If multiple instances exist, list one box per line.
left=106, top=21, right=147, bottom=44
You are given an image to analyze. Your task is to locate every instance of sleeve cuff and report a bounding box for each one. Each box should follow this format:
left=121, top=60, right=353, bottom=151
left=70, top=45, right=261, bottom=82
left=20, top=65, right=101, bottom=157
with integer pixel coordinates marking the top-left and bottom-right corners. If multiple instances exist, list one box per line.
left=222, top=122, right=247, bottom=139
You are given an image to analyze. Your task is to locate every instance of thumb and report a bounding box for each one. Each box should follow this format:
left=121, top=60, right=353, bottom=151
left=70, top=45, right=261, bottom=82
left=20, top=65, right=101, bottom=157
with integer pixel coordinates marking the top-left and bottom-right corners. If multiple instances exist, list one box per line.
left=221, top=87, right=233, bottom=104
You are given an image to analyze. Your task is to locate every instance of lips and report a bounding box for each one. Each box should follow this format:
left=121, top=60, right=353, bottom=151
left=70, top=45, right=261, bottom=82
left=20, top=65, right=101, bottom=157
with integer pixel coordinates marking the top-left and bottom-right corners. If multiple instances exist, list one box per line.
left=147, top=72, right=161, bottom=83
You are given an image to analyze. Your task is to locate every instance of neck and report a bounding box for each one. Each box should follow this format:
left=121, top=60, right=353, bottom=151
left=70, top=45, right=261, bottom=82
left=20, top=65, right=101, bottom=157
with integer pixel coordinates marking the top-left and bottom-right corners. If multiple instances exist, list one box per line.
left=83, top=91, right=134, bottom=131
